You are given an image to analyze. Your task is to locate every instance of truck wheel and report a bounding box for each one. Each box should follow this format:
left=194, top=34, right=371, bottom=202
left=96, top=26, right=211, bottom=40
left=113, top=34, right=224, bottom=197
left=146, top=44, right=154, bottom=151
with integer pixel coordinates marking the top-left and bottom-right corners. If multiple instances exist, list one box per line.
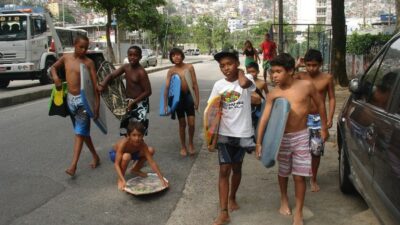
left=339, top=142, right=356, bottom=194
left=0, top=80, right=10, bottom=88
left=39, top=58, right=55, bottom=85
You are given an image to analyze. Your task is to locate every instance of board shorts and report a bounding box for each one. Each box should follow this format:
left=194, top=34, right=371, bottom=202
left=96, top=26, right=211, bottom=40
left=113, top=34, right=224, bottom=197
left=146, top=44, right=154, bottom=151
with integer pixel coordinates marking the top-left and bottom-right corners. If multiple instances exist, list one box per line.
left=262, top=60, right=271, bottom=71
left=307, top=114, right=325, bottom=156
left=245, top=57, right=256, bottom=67
left=109, top=149, right=140, bottom=163
left=67, top=93, right=90, bottom=137
left=174, top=91, right=195, bottom=119
left=278, top=129, right=312, bottom=177
left=217, top=135, right=255, bottom=165
left=120, top=97, right=149, bottom=136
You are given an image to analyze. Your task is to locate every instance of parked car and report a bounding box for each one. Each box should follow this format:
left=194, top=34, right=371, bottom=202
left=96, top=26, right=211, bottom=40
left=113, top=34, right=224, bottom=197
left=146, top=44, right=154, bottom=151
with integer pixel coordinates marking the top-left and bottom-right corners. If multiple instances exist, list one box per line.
left=123, top=49, right=157, bottom=68
left=337, top=32, right=400, bottom=225
left=184, top=48, right=200, bottom=56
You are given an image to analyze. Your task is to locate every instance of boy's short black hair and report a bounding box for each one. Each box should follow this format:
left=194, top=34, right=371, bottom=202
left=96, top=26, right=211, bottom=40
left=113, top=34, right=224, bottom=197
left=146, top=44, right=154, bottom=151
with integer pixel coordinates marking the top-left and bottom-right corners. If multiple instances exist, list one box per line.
left=74, top=34, right=89, bottom=44
left=270, top=53, right=295, bottom=71
left=214, top=49, right=239, bottom=62
left=246, top=62, right=259, bottom=71
left=127, top=121, right=145, bottom=135
left=127, top=45, right=142, bottom=56
left=169, top=48, right=185, bottom=63
left=304, top=49, right=323, bottom=63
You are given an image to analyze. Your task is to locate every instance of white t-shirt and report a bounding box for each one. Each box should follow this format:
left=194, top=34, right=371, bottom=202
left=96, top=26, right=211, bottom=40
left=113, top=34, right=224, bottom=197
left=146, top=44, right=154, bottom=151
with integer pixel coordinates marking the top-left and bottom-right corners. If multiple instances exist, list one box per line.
left=208, top=74, right=256, bottom=138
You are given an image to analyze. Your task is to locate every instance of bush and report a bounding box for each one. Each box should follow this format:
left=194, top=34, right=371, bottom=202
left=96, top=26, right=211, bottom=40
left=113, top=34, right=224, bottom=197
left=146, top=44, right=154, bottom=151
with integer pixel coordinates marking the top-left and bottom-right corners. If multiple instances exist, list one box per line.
left=347, top=33, right=393, bottom=55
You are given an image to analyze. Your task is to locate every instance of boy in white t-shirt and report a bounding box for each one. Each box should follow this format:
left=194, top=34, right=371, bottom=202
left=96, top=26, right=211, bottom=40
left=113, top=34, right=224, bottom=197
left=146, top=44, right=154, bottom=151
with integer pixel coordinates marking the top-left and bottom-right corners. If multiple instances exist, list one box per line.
left=208, top=49, right=256, bottom=225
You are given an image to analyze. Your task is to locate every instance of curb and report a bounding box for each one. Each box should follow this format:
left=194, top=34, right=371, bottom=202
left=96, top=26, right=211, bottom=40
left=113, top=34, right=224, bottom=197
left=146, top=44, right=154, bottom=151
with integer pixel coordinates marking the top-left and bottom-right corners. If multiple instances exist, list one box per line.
left=0, top=60, right=208, bottom=109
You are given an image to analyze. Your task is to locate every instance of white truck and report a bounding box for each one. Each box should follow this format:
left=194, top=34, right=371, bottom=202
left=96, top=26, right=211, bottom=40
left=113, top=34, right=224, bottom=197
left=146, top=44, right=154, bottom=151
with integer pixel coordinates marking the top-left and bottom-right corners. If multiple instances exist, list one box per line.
left=0, top=7, right=104, bottom=88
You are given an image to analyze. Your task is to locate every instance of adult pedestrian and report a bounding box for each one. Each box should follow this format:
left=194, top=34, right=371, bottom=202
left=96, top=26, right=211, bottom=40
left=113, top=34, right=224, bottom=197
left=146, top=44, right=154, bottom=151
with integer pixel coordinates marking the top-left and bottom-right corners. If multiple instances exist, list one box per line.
left=260, top=33, right=277, bottom=82
left=243, top=40, right=260, bottom=67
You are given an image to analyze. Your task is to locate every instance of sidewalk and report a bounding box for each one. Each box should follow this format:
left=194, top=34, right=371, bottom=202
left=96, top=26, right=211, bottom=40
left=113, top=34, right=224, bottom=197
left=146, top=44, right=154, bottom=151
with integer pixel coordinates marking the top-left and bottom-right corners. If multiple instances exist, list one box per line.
left=0, top=56, right=211, bottom=108
left=165, top=86, right=380, bottom=225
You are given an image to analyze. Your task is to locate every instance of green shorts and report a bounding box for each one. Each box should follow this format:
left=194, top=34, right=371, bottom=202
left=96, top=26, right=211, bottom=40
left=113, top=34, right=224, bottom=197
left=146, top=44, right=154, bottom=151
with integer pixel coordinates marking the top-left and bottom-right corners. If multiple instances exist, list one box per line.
left=262, top=60, right=271, bottom=71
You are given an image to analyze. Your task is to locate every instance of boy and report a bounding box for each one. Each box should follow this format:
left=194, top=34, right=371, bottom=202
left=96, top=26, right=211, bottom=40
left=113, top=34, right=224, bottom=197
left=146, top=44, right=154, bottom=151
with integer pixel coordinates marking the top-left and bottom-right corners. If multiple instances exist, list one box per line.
left=164, top=48, right=200, bottom=156
left=255, top=53, right=328, bottom=225
left=209, top=49, right=255, bottom=225
left=98, top=46, right=152, bottom=136
left=112, top=121, right=168, bottom=190
left=246, top=62, right=269, bottom=129
left=295, top=49, right=336, bottom=192
left=50, top=35, right=100, bottom=177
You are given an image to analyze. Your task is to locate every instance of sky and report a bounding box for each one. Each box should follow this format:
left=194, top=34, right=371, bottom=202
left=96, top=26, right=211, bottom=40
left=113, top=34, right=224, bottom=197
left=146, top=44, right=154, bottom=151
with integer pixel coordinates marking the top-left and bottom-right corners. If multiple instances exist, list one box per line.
left=297, top=0, right=316, bottom=24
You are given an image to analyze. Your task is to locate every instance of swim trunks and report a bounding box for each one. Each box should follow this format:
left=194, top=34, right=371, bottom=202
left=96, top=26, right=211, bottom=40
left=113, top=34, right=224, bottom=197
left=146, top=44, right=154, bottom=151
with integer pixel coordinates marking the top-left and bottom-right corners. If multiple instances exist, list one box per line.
left=175, top=91, right=195, bottom=119
left=217, top=135, right=255, bottom=164
left=67, top=93, right=90, bottom=137
left=307, top=114, right=324, bottom=156
left=278, top=129, right=312, bottom=177
left=120, top=97, right=149, bottom=136
left=109, top=149, right=140, bottom=162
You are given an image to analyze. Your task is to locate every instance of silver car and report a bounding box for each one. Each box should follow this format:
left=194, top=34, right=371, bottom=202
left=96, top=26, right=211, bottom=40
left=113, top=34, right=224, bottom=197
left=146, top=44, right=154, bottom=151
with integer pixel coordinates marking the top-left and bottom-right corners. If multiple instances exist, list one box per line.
left=123, top=49, right=157, bottom=68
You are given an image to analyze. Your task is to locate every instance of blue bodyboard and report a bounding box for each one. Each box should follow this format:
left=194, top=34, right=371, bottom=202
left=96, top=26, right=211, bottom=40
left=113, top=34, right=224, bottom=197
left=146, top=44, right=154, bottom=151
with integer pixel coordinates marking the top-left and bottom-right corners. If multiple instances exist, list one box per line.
left=260, top=98, right=290, bottom=168
left=159, top=74, right=181, bottom=116
left=80, top=63, right=108, bottom=134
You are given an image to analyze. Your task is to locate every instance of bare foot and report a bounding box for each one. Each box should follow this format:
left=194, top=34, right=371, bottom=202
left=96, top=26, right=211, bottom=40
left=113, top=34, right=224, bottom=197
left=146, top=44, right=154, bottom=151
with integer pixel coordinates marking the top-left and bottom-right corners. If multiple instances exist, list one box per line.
left=279, top=200, right=292, bottom=216
left=180, top=148, right=188, bottom=157
left=65, top=167, right=76, bottom=177
left=228, top=198, right=240, bottom=212
left=188, top=145, right=196, bottom=156
left=90, top=157, right=100, bottom=169
left=131, top=170, right=148, bottom=177
left=310, top=180, right=320, bottom=192
left=293, top=212, right=304, bottom=225
left=212, top=210, right=230, bottom=225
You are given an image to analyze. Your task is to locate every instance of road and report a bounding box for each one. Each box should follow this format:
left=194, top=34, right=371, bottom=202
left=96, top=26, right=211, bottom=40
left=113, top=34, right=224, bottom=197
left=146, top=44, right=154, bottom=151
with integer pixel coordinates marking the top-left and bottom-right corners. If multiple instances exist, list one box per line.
left=0, top=58, right=379, bottom=225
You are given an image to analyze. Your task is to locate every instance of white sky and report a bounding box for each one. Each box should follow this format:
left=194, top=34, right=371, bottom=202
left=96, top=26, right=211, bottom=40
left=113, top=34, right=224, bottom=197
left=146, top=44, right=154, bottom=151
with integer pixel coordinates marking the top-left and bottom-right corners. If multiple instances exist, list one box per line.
left=297, top=0, right=316, bottom=24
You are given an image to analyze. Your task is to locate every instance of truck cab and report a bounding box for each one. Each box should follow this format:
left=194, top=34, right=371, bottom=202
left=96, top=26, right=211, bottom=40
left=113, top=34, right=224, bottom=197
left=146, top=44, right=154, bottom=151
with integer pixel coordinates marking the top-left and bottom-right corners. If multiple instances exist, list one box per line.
left=0, top=8, right=57, bottom=88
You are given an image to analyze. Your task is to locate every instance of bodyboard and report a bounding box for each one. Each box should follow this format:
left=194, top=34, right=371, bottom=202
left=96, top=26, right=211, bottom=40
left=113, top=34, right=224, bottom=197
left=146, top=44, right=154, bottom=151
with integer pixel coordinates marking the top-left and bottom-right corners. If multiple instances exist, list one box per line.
left=184, top=69, right=198, bottom=113
left=124, top=173, right=168, bottom=195
left=203, top=96, right=222, bottom=151
left=80, top=63, right=108, bottom=134
left=48, top=82, right=69, bottom=117
left=260, top=98, right=290, bottom=168
left=159, top=74, right=181, bottom=116
left=96, top=61, right=127, bottom=120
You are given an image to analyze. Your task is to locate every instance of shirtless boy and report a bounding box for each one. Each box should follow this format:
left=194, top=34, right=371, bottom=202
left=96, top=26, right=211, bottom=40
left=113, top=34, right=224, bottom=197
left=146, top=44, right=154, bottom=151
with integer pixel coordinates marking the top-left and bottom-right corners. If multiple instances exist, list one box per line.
left=98, top=46, right=152, bottom=136
left=256, top=53, right=328, bottom=225
left=112, top=121, right=168, bottom=191
left=51, top=35, right=100, bottom=177
left=164, top=48, right=200, bottom=156
left=295, top=49, right=335, bottom=192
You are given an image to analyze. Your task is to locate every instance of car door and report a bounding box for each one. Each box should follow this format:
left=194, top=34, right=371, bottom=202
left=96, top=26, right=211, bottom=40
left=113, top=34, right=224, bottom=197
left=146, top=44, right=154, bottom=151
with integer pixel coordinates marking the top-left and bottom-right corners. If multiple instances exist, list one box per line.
left=369, top=38, right=400, bottom=224
left=343, top=51, right=386, bottom=197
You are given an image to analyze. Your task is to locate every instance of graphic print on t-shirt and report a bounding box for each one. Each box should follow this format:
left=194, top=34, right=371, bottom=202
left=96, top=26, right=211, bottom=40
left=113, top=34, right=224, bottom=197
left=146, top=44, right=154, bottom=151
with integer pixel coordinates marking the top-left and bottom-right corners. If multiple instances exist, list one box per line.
left=221, top=90, right=243, bottom=110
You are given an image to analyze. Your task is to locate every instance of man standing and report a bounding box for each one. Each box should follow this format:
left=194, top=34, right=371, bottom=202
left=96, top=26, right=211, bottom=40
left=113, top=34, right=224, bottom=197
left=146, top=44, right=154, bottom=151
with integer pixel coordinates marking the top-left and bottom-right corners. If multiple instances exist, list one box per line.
left=260, top=33, right=277, bottom=82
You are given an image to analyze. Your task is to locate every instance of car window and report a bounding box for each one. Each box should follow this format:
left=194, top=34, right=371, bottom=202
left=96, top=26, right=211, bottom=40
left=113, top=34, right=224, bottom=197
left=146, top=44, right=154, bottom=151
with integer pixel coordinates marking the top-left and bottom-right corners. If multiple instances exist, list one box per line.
left=367, top=38, right=400, bottom=109
left=359, top=53, right=384, bottom=102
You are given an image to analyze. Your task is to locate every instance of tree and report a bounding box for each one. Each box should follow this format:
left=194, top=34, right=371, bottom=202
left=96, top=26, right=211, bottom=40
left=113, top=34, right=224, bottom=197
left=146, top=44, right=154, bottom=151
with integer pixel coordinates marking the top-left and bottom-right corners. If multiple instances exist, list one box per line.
left=76, top=0, right=165, bottom=63
left=331, top=0, right=348, bottom=87
left=396, top=0, right=400, bottom=32
left=192, top=15, right=215, bottom=53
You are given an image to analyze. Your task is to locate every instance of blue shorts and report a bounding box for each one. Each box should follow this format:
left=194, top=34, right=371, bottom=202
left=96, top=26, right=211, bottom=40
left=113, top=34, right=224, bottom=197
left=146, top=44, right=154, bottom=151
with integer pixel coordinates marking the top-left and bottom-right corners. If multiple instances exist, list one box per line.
left=67, top=94, right=90, bottom=137
left=307, top=114, right=321, bottom=129
left=109, top=149, right=140, bottom=162
left=217, top=135, right=255, bottom=164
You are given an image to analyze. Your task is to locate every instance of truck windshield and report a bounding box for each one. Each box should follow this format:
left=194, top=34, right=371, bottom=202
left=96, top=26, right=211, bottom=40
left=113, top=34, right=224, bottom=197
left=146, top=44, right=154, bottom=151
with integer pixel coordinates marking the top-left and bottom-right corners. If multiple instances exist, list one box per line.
left=0, top=15, right=27, bottom=41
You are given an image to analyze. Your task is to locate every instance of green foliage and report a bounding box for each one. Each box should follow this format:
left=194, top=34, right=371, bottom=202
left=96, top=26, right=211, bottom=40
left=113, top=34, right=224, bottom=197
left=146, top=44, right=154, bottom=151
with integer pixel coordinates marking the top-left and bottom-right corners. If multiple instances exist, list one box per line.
left=346, top=33, right=393, bottom=55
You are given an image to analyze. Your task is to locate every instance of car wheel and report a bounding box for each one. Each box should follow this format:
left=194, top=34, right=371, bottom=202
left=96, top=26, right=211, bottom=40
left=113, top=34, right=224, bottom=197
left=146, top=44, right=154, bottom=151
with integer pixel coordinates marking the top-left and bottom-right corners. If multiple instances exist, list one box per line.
left=339, top=141, right=356, bottom=194
left=39, top=58, right=55, bottom=85
left=0, top=79, right=10, bottom=88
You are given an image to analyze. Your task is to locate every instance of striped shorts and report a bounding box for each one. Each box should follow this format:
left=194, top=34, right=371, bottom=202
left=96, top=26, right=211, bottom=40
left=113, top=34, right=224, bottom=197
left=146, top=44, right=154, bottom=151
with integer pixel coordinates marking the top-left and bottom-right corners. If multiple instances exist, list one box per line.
left=278, top=129, right=312, bottom=177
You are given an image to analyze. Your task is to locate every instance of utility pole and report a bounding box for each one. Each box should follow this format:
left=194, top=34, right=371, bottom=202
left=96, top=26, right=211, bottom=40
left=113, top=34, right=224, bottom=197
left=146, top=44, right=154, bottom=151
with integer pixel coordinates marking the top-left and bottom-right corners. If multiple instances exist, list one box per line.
left=278, top=0, right=283, bottom=53
left=62, top=0, right=65, bottom=27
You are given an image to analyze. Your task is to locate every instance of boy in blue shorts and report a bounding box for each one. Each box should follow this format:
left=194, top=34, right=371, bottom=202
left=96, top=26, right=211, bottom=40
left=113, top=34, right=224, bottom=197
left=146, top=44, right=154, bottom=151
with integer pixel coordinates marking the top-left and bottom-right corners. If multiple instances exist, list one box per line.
left=51, top=35, right=100, bottom=177
left=208, top=49, right=256, bottom=225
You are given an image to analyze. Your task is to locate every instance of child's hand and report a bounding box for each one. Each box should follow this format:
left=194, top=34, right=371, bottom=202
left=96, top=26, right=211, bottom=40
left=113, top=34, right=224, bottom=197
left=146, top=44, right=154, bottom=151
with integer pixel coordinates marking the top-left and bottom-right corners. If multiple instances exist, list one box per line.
left=255, top=144, right=262, bottom=160
left=126, top=99, right=135, bottom=112
left=161, top=178, right=169, bottom=188
left=327, top=119, right=333, bottom=128
left=164, top=105, right=168, bottom=115
left=321, top=128, right=329, bottom=142
left=97, top=84, right=105, bottom=93
left=194, top=102, right=199, bottom=110
left=118, top=180, right=126, bottom=191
